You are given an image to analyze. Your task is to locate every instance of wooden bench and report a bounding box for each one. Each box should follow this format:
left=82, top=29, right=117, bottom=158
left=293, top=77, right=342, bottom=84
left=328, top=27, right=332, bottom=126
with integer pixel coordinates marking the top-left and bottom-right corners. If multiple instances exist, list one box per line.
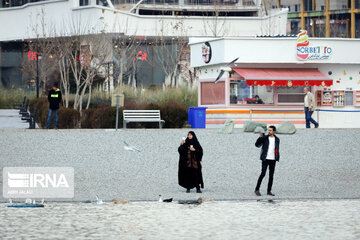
left=123, top=110, right=165, bottom=129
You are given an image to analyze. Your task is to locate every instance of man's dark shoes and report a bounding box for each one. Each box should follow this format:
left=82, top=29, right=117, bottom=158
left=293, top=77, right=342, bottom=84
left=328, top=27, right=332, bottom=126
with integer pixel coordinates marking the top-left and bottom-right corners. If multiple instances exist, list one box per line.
left=254, top=190, right=261, bottom=196
left=196, top=188, right=202, bottom=193
left=267, top=192, right=275, bottom=196
left=186, top=189, right=190, bottom=193
left=315, top=124, right=319, bottom=128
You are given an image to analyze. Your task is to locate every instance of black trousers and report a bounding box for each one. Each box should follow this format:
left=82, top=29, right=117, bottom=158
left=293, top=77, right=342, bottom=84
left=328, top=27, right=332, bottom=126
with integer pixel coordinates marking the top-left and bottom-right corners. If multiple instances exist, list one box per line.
left=255, top=160, right=276, bottom=192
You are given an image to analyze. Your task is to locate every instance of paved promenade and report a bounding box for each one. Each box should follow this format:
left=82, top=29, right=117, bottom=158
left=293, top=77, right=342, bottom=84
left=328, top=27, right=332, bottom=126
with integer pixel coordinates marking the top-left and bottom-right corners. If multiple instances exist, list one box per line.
left=0, top=127, right=359, bottom=202
left=0, top=109, right=32, bottom=129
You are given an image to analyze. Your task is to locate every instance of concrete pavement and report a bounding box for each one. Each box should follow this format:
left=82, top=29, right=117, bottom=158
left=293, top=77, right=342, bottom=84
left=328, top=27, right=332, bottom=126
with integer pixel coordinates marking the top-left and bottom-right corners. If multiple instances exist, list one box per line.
left=0, top=128, right=359, bottom=202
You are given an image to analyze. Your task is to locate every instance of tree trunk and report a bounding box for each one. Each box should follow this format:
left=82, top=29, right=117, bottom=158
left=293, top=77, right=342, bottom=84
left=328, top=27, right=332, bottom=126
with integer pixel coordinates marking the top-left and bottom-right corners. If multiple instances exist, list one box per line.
left=117, top=57, right=124, bottom=90
left=86, top=84, right=92, bottom=109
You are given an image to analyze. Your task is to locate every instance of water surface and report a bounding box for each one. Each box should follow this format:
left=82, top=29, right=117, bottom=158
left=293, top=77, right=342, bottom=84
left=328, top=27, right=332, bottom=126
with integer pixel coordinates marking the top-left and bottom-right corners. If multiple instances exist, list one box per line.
left=1, top=200, right=359, bottom=239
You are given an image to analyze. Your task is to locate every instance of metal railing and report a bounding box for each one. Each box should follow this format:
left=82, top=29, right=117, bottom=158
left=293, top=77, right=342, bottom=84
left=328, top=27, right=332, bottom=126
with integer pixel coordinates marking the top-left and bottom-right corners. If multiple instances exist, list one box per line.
left=248, top=108, right=360, bottom=123
left=249, top=109, right=304, bottom=121
left=111, top=0, right=257, bottom=6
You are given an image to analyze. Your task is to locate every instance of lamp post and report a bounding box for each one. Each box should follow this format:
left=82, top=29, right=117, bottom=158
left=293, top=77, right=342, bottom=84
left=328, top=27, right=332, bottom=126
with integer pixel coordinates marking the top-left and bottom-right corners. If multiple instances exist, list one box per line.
left=36, top=53, right=42, bottom=98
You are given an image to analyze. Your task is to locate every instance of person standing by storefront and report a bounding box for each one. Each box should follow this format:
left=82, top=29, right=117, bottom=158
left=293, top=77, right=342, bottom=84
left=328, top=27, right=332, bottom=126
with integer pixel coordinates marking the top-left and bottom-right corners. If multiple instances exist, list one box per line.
left=304, top=87, right=319, bottom=128
left=254, top=126, right=280, bottom=197
left=46, top=82, right=62, bottom=129
left=178, top=131, right=204, bottom=193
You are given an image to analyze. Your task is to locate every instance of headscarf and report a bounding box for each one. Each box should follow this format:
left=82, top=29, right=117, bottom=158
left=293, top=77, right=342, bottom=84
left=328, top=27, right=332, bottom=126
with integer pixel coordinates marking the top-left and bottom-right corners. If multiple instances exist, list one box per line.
left=184, top=131, right=201, bottom=149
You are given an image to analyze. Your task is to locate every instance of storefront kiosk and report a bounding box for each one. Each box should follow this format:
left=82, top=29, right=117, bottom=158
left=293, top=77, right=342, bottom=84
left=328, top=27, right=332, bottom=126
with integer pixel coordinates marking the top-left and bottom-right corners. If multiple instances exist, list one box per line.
left=190, top=31, right=360, bottom=128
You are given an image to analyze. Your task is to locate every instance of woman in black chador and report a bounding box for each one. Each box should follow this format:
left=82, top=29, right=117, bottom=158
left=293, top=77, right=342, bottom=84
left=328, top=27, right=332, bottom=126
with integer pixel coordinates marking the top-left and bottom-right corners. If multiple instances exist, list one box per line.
left=178, top=131, right=204, bottom=193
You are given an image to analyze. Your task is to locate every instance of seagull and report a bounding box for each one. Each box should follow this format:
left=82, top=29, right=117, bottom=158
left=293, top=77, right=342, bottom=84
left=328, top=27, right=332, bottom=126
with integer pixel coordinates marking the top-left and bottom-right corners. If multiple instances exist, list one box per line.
left=123, top=141, right=141, bottom=152
left=158, top=195, right=173, bottom=203
left=214, top=57, right=239, bottom=84
left=96, top=195, right=103, bottom=205
left=32, top=199, right=36, bottom=204
left=112, top=198, right=130, bottom=204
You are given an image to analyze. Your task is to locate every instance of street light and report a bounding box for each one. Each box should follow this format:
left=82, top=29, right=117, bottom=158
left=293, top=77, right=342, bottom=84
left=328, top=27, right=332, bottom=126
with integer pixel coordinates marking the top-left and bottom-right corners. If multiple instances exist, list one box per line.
left=36, top=53, right=42, bottom=98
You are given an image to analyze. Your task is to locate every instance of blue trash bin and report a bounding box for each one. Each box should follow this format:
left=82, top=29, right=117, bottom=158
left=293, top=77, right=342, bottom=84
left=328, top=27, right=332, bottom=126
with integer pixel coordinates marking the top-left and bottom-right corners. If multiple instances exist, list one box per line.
left=188, top=107, right=207, bottom=128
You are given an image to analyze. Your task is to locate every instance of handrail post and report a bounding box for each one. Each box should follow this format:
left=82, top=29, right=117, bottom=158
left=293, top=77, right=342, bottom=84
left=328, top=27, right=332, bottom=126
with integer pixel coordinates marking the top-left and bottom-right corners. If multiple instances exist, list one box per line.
left=250, top=109, right=252, bottom=121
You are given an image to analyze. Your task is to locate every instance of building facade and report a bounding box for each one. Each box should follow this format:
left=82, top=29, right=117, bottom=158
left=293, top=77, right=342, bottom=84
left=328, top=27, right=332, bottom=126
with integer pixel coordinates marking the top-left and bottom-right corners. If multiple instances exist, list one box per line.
left=279, top=0, right=360, bottom=38
left=0, top=0, right=288, bottom=88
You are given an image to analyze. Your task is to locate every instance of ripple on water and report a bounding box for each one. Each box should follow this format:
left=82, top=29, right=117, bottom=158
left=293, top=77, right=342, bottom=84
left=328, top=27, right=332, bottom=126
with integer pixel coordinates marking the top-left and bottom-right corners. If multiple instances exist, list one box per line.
left=0, top=200, right=360, bottom=240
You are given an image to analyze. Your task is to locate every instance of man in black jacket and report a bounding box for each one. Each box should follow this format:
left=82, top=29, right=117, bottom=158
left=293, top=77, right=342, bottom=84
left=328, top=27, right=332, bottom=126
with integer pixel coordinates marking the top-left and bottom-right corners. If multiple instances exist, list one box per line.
left=254, top=125, right=280, bottom=196
left=46, top=82, right=62, bottom=129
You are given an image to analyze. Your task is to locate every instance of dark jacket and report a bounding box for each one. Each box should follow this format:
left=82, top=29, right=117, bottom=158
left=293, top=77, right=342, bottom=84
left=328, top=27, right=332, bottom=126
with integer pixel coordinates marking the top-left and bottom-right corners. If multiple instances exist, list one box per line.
left=255, top=135, right=280, bottom=161
left=48, top=88, right=62, bottom=110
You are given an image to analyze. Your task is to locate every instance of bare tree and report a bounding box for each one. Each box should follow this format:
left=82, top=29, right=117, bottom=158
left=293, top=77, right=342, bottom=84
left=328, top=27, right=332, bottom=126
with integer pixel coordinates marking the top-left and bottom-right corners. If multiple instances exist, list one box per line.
left=22, top=10, right=59, bottom=94
left=54, top=36, right=72, bottom=108
left=61, top=34, right=110, bottom=113
left=260, top=0, right=282, bottom=35
left=112, top=27, right=143, bottom=91
left=149, top=15, right=195, bottom=88
left=201, top=2, right=231, bottom=37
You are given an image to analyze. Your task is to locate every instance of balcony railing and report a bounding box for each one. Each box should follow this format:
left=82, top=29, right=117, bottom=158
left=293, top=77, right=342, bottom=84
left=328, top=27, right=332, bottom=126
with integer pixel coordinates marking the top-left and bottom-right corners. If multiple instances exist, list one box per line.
left=111, top=0, right=258, bottom=7
left=0, top=0, right=258, bottom=8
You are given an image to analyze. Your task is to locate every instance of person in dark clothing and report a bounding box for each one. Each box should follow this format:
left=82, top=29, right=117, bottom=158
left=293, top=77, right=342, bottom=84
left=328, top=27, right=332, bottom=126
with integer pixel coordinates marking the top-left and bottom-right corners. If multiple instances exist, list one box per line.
left=254, top=125, right=280, bottom=197
left=178, top=131, right=204, bottom=193
left=254, top=95, right=263, bottom=104
left=46, top=82, right=62, bottom=129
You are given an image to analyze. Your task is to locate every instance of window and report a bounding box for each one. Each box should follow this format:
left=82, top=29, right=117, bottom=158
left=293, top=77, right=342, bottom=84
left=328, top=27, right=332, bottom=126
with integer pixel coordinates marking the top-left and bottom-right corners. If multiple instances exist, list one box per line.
left=254, top=86, right=274, bottom=104
left=96, top=0, right=108, bottom=6
left=79, top=0, right=89, bottom=6
left=278, top=86, right=307, bottom=104
left=230, top=81, right=274, bottom=105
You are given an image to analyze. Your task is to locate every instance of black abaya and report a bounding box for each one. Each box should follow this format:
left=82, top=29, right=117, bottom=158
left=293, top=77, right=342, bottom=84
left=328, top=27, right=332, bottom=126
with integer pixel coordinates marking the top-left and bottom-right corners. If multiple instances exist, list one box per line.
left=178, top=132, right=204, bottom=189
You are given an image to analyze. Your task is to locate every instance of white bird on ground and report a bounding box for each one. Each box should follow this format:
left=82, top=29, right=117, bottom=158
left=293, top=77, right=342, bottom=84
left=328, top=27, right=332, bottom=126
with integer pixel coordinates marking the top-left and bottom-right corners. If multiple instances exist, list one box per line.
left=32, top=199, right=36, bottom=204
left=96, top=195, right=103, bottom=205
left=123, top=141, right=141, bottom=152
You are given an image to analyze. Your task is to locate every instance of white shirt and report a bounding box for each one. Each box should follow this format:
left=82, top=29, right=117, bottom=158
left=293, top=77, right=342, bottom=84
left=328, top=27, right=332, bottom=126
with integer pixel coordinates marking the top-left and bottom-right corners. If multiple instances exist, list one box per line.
left=266, top=137, right=276, bottom=160
left=304, top=93, right=309, bottom=107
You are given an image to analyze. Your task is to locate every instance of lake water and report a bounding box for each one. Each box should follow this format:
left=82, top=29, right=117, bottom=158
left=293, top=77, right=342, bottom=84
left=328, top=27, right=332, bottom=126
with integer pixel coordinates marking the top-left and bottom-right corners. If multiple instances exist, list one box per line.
left=1, top=199, right=359, bottom=240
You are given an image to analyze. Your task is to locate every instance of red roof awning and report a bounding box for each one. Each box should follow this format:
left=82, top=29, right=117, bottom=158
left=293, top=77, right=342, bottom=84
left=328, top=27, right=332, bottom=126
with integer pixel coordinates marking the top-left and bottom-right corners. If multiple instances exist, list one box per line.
left=232, top=68, right=333, bottom=87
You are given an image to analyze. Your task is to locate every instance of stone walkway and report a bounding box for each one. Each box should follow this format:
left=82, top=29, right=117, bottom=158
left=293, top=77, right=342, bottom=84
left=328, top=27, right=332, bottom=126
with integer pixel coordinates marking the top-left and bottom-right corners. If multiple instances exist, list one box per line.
left=0, top=128, right=359, bottom=202
left=0, top=109, right=33, bottom=129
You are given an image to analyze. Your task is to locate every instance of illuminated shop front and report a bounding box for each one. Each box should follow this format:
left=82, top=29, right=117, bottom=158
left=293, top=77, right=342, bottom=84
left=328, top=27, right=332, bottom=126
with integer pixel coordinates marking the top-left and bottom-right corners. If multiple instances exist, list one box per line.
left=190, top=32, right=360, bottom=128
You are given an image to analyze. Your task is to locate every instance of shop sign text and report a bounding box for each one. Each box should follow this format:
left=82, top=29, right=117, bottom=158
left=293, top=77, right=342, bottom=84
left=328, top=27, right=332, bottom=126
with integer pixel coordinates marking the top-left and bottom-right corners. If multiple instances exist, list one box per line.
left=296, top=30, right=332, bottom=60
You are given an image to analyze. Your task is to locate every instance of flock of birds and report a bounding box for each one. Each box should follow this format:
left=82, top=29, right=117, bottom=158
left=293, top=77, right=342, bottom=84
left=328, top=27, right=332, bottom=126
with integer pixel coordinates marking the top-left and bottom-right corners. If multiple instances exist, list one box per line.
left=7, top=195, right=209, bottom=207
left=93, top=195, right=208, bottom=205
